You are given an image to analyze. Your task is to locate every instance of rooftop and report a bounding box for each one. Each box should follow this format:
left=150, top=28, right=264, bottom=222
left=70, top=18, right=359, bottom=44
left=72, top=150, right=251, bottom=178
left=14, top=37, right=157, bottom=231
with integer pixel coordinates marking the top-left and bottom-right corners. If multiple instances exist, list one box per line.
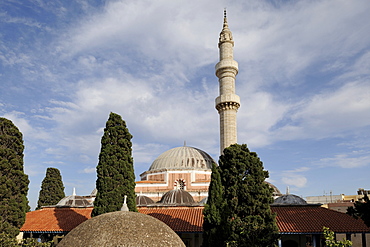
left=21, top=205, right=370, bottom=234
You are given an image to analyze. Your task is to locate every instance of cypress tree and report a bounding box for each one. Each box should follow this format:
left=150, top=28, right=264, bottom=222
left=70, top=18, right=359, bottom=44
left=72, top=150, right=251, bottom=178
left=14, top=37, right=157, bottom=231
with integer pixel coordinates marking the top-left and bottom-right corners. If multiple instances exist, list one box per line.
left=204, top=144, right=279, bottom=247
left=36, top=167, right=65, bottom=209
left=347, top=194, right=370, bottom=227
left=0, top=117, right=29, bottom=237
left=92, top=112, right=137, bottom=216
left=203, top=162, right=226, bottom=246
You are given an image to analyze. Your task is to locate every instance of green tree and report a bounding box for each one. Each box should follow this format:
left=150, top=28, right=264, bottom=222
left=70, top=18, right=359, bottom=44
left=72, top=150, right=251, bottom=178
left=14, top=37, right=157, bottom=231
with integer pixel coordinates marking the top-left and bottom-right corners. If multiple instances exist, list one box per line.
left=0, top=232, right=51, bottom=246
left=0, top=117, right=29, bottom=237
left=205, top=144, right=279, bottom=247
left=347, top=194, right=370, bottom=227
left=323, top=227, right=352, bottom=247
left=92, top=112, right=137, bottom=217
left=36, top=167, right=65, bottom=209
left=203, top=163, right=226, bottom=246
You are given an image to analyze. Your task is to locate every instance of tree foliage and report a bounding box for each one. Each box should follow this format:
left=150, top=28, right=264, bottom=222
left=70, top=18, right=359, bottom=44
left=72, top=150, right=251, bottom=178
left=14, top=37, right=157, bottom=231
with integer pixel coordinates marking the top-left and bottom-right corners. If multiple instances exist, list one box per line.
left=0, top=233, right=51, bottom=246
left=37, top=167, right=65, bottom=209
left=203, top=144, right=279, bottom=247
left=0, top=118, right=29, bottom=237
left=92, top=112, right=137, bottom=217
left=347, top=194, right=370, bottom=227
left=203, top=162, right=226, bottom=246
left=323, top=227, right=352, bottom=247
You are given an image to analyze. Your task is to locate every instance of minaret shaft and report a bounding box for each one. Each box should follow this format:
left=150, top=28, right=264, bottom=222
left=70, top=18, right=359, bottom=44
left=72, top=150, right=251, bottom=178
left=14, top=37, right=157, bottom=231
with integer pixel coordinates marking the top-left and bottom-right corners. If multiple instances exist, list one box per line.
left=215, top=12, right=240, bottom=154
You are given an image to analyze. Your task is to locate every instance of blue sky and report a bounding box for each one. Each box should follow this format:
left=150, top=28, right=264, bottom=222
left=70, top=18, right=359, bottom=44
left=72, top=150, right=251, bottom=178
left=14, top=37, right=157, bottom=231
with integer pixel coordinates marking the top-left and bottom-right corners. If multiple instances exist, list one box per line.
left=1, top=0, right=370, bottom=210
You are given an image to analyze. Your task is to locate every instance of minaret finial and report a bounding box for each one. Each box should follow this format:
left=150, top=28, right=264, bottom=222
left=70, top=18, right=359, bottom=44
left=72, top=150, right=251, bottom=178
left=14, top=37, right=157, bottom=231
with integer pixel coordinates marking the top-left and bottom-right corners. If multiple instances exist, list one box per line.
left=223, top=8, right=228, bottom=28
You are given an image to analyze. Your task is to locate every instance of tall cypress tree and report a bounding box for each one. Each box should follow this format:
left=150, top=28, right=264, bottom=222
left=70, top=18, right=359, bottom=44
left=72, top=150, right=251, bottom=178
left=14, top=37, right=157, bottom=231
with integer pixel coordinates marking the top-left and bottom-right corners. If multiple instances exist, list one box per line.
left=204, top=144, right=279, bottom=247
left=92, top=112, right=137, bottom=216
left=203, top=162, right=226, bottom=246
left=0, top=117, right=29, bottom=237
left=37, top=167, right=65, bottom=209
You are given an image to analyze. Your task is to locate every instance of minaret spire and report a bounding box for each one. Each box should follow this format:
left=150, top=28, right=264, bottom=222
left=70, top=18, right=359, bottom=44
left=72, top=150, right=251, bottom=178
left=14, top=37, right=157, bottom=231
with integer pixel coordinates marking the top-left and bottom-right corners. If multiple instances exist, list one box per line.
left=215, top=10, right=240, bottom=154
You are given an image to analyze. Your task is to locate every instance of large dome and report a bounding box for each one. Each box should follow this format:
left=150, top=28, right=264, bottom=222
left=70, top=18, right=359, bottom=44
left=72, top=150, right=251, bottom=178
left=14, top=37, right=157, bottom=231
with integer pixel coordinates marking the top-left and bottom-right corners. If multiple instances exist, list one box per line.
left=58, top=211, right=185, bottom=247
left=149, top=146, right=214, bottom=171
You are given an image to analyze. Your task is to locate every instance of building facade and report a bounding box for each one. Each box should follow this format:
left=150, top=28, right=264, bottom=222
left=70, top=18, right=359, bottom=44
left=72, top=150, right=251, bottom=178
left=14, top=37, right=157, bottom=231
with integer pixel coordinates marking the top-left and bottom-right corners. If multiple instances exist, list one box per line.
left=134, top=146, right=213, bottom=202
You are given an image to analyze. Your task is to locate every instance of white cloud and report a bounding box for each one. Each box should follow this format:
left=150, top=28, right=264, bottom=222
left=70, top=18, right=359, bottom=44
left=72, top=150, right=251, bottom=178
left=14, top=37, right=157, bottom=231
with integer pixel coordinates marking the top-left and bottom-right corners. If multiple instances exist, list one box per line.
left=275, top=81, right=370, bottom=140
left=319, top=152, right=370, bottom=169
left=280, top=167, right=310, bottom=188
left=81, top=167, right=96, bottom=174
left=282, top=175, right=307, bottom=188
left=238, top=91, right=290, bottom=147
left=236, top=0, right=370, bottom=84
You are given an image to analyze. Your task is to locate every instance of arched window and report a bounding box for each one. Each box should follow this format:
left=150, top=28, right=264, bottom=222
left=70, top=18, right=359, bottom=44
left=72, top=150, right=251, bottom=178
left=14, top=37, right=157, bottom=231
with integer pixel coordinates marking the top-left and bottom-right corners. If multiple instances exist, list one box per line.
left=174, top=179, right=186, bottom=190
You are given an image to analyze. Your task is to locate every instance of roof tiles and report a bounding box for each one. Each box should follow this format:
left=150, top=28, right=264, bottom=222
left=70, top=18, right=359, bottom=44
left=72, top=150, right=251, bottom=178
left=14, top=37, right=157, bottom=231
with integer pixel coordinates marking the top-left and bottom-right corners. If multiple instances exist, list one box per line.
left=139, top=207, right=203, bottom=232
left=272, top=206, right=369, bottom=233
left=21, top=205, right=370, bottom=234
left=21, top=207, right=93, bottom=232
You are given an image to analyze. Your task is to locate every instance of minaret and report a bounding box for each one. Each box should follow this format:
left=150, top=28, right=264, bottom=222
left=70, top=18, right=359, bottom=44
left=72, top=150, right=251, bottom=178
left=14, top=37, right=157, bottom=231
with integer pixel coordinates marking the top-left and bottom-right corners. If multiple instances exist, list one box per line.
left=215, top=10, right=240, bottom=154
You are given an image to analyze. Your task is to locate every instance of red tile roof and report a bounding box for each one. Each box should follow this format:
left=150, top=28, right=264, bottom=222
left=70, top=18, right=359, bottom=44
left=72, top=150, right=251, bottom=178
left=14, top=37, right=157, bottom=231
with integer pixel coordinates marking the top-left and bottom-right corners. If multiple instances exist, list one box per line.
left=20, top=205, right=370, bottom=234
left=272, top=206, right=369, bottom=233
left=138, top=207, right=204, bottom=233
left=21, top=207, right=93, bottom=232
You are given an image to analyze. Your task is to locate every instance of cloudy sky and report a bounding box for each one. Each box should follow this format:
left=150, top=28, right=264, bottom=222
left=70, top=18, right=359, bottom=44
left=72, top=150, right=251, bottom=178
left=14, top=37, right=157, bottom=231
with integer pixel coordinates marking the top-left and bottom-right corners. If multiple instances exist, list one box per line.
left=1, top=0, right=370, bottom=209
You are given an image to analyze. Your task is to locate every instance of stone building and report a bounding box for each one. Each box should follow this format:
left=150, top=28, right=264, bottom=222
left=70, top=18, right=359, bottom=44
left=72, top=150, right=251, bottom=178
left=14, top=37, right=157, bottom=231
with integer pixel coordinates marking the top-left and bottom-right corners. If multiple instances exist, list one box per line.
left=134, top=145, right=214, bottom=202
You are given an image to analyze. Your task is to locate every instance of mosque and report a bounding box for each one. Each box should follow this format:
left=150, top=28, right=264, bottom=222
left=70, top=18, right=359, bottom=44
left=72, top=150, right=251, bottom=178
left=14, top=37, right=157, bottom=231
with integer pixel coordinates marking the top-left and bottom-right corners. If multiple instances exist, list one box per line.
left=20, top=12, right=370, bottom=247
left=134, top=10, right=281, bottom=203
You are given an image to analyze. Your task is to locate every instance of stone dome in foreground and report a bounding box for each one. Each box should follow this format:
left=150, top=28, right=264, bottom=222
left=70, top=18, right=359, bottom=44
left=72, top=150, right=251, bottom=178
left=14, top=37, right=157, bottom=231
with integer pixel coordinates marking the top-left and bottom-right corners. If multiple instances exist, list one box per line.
left=58, top=211, right=185, bottom=247
left=149, top=146, right=215, bottom=172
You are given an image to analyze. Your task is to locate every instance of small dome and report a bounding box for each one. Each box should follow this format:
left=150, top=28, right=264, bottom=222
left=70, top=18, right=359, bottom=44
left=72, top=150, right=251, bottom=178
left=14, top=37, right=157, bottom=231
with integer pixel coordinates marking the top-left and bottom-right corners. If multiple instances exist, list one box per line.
left=90, top=188, right=97, bottom=197
left=273, top=194, right=307, bottom=205
left=265, top=181, right=282, bottom=197
left=56, top=195, right=93, bottom=207
left=199, top=197, right=208, bottom=204
left=149, top=146, right=214, bottom=172
left=58, top=211, right=185, bottom=247
left=136, top=195, right=154, bottom=206
left=160, top=189, right=195, bottom=205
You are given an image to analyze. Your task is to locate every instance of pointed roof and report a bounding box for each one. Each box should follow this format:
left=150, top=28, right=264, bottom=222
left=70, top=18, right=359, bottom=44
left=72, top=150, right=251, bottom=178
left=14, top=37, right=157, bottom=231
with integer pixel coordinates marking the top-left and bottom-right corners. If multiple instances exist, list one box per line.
left=219, top=9, right=234, bottom=45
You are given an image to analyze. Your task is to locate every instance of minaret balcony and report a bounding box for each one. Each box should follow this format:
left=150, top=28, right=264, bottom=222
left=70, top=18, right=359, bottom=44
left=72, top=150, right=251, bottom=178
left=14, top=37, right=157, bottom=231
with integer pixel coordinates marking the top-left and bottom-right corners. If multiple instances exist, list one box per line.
left=215, top=94, right=240, bottom=106
left=215, top=60, right=238, bottom=77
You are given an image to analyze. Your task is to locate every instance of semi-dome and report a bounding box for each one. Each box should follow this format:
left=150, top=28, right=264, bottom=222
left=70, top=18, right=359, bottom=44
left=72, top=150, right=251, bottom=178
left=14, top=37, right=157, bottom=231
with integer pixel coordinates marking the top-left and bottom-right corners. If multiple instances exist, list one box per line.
left=56, top=195, right=93, bottom=207
left=199, top=196, right=208, bottom=204
left=273, top=194, right=307, bottom=205
left=58, top=211, right=185, bottom=247
left=149, top=146, right=214, bottom=172
left=160, top=189, right=195, bottom=205
left=136, top=195, right=155, bottom=206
